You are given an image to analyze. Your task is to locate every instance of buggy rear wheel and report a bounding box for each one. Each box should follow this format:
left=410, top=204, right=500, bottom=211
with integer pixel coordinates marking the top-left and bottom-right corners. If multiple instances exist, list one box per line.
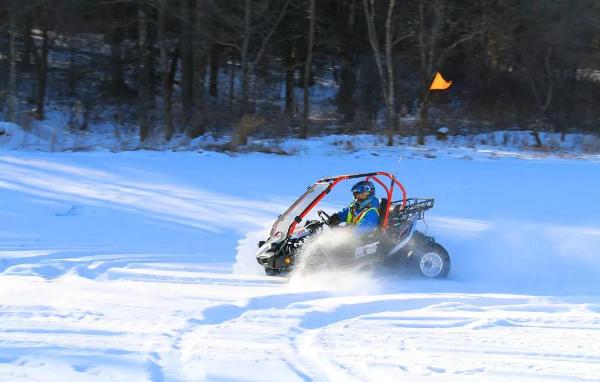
left=265, top=268, right=281, bottom=276
left=410, top=242, right=450, bottom=278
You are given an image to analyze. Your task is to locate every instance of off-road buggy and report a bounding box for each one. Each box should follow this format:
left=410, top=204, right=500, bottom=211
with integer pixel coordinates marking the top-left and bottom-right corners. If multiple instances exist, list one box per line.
left=256, top=172, right=450, bottom=278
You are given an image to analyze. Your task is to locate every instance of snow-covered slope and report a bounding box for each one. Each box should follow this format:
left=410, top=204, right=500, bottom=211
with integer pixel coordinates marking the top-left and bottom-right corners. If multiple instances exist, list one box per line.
left=1, top=145, right=600, bottom=381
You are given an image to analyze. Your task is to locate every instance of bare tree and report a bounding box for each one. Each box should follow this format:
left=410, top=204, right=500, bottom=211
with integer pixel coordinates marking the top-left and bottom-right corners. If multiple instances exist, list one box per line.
left=363, top=0, right=410, bottom=146
left=180, top=0, right=195, bottom=131
left=6, top=0, right=18, bottom=122
left=137, top=2, right=152, bottom=142
left=157, top=0, right=175, bottom=140
left=522, top=47, right=555, bottom=147
left=335, top=0, right=359, bottom=124
left=208, top=44, right=219, bottom=97
left=104, top=1, right=133, bottom=98
left=415, top=0, right=483, bottom=144
left=301, top=0, right=315, bottom=139
left=284, top=43, right=295, bottom=116
left=509, top=0, right=588, bottom=147
left=193, top=0, right=209, bottom=135
left=205, top=0, right=295, bottom=115
left=108, top=25, right=129, bottom=97
left=34, top=4, right=49, bottom=120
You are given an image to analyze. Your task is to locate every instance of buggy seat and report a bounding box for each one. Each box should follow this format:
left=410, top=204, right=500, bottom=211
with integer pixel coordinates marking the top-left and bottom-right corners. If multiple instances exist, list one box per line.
left=378, top=198, right=389, bottom=227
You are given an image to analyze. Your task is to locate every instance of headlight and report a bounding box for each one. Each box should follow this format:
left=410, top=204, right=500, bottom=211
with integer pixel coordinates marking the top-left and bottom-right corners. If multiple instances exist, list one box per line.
left=256, top=242, right=273, bottom=257
left=256, top=232, right=283, bottom=257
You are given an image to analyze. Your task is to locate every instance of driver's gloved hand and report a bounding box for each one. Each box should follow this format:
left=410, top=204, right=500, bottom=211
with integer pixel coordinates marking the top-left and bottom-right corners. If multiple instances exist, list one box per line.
left=327, top=213, right=341, bottom=226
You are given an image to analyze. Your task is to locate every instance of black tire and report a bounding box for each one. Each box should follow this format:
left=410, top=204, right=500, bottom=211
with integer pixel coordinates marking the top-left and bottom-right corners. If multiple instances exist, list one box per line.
left=265, top=268, right=281, bottom=276
left=409, top=241, right=451, bottom=278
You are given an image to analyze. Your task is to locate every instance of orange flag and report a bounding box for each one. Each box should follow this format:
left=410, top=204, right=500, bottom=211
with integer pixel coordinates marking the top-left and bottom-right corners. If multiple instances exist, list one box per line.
left=429, top=71, right=452, bottom=90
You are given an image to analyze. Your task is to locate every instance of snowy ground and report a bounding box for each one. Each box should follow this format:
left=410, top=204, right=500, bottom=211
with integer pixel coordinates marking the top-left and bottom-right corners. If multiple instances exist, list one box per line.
left=1, top=141, right=600, bottom=381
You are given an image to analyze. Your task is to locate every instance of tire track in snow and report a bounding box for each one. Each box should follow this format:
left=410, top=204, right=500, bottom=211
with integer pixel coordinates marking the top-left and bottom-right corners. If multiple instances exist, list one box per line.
left=290, top=295, right=600, bottom=380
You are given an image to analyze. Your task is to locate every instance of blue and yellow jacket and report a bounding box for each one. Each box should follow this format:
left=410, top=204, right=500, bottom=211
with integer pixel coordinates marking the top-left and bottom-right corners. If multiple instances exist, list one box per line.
left=337, top=196, right=380, bottom=232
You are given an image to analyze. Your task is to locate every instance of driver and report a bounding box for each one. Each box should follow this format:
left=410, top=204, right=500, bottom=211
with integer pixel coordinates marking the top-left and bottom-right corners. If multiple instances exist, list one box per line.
left=327, top=180, right=380, bottom=232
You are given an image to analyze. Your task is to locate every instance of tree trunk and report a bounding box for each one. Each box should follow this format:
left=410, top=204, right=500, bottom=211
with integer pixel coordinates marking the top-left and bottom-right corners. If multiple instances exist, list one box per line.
left=531, top=131, right=543, bottom=148
left=229, top=52, right=236, bottom=108
left=147, top=19, right=158, bottom=104
left=7, top=0, right=18, bottom=122
left=193, top=0, right=207, bottom=111
left=169, top=49, right=179, bottom=88
left=417, top=102, right=429, bottom=145
left=109, top=26, right=128, bottom=97
left=209, top=44, right=220, bottom=97
left=336, top=0, right=357, bottom=123
left=301, top=0, right=315, bottom=139
left=362, top=0, right=396, bottom=146
left=138, top=3, right=152, bottom=142
left=158, top=0, right=174, bottom=141
left=337, top=57, right=355, bottom=123
left=21, top=13, right=34, bottom=72
left=383, top=0, right=395, bottom=146
left=528, top=47, right=554, bottom=148
left=417, top=3, right=434, bottom=146
left=67, top=44, right=77, bottom=97
left=240, top=0, right=251, bottom=115
left=180, top=0, right=194, bottom=129
left=284, top=43, right=295, bottom=115
left=240, top=60, right=250, bottom=115
left=34, top=25, right=49, bottom=120
left=196, top=51, right=208, bottom=99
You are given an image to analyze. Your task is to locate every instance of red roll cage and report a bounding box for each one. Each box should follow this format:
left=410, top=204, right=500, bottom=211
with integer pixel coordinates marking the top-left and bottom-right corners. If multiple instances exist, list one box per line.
left=284, top=171, right=407, bottom=237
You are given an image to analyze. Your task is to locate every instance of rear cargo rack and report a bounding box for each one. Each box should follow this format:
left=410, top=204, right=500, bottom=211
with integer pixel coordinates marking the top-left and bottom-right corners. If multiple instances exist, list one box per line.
left=389, top=198, right=434, bottom=223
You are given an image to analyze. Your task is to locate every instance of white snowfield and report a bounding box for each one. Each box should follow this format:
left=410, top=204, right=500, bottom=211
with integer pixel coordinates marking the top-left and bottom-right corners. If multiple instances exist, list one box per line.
left=1, top=138, right=600, bottom=381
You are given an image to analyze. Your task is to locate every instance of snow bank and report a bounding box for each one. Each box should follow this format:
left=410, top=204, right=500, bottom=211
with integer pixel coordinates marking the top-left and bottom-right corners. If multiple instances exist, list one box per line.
left=3, top=115, right=600, bottom=157
left=0, top=122, right=28, bottom=149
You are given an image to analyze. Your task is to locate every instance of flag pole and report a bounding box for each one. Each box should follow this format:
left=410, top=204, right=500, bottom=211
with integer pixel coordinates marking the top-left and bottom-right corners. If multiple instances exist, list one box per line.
left=392, top=73, right=438, bottom=180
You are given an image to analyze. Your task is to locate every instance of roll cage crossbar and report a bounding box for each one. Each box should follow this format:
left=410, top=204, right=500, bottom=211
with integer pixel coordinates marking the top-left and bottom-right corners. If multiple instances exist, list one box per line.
left=286, top=171, right=407, bottom=237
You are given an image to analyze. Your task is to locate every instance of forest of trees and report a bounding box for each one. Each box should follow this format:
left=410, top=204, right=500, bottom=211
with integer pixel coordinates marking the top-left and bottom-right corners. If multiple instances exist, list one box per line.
left=1, top=0, right=599, bottom=147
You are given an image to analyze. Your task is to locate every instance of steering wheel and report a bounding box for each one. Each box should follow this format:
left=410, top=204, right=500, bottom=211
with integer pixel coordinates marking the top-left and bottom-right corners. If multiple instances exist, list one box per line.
left=317, top=210, right=331, bottom=225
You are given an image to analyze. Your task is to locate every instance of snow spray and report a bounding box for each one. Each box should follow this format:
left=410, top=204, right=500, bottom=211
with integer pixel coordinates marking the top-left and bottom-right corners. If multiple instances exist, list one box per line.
left=288, top=228, right=383, bottom=295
